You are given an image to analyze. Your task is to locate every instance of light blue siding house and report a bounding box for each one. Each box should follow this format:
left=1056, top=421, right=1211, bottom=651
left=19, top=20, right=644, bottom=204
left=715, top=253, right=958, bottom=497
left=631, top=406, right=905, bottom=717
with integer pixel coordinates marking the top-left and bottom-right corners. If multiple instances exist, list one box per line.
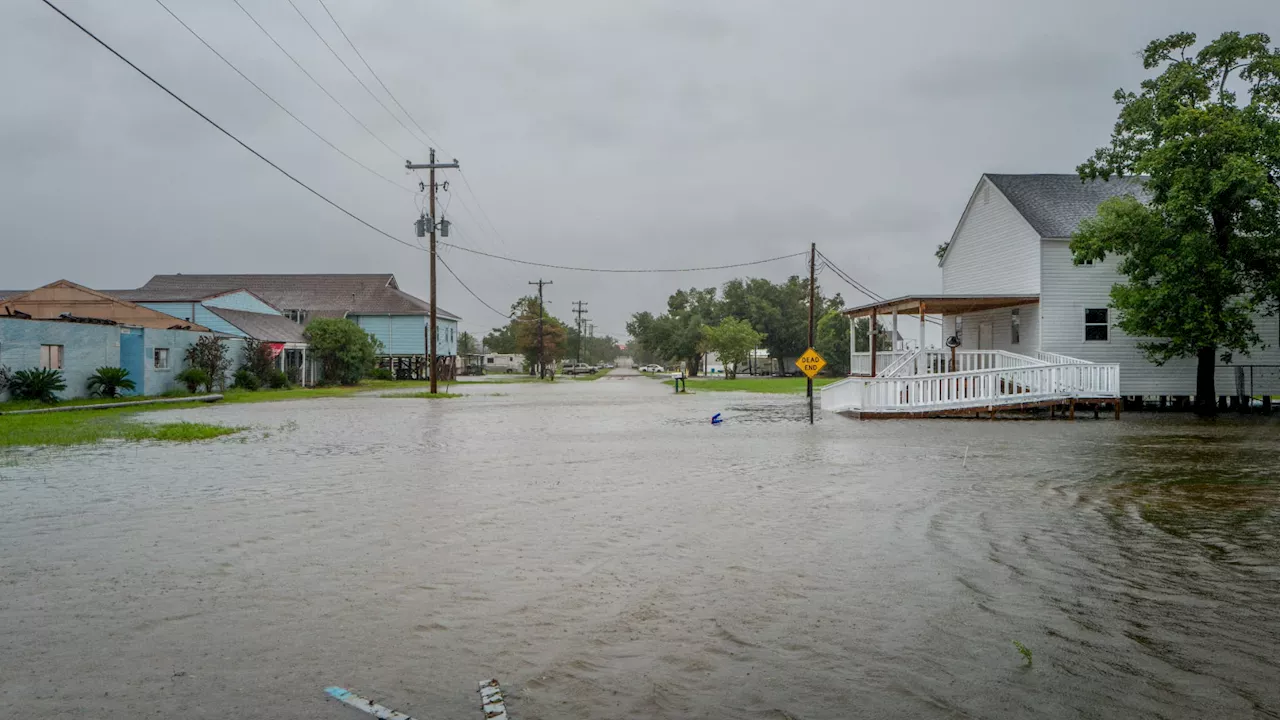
left=119, top=274, right=461, bottom=380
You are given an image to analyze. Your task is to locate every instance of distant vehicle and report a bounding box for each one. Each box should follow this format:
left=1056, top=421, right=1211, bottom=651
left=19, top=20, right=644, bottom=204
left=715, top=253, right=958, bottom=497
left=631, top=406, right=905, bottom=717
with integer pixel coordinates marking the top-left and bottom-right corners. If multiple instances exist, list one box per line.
left=639, top=364, right=665, bottom=373
left=564, top=363, right=595, bottom=375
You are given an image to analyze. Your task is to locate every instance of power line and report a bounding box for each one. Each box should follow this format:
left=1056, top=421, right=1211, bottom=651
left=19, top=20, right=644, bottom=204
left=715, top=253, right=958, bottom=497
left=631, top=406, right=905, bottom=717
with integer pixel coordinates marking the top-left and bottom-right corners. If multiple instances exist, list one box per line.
left=314, top=0, right=446, bottom=151
left=818, top=250, right=944, bottom=327
left=283, top=0, right=426, bottom=151
left=39, top=0, right=426, bottom=255
left=228, top=0, right=405, bottom=160
left=437, top=253, right=511, bottom=319
left=150, top=0, right=413, bottom=194
left=436, top=244, right=808, bottom=274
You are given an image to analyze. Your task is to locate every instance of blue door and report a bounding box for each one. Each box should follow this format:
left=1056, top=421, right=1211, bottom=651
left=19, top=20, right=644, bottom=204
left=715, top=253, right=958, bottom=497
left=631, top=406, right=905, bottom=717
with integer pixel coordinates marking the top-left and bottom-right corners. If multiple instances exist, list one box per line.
left=119, top=328, right=145, bottom=396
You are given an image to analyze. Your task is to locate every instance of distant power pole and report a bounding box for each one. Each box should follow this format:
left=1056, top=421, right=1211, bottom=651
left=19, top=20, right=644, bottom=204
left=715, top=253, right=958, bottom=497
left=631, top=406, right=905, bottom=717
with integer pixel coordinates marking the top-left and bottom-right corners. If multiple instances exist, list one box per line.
left=572, top=300, right=588, bottom=365
left=808, top=242, right=816, bottom=424
left=529, top=279, right=553, bottom=378
left=406, top=150, right=459, bottom=394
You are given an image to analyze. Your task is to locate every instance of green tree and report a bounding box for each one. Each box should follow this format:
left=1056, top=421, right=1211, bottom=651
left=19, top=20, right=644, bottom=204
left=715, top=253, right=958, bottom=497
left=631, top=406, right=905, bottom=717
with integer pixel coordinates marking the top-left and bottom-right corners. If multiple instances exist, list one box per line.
left=701, top=317, right=765, bottom=379
left=506, top=296, right=568, bottom=375
left=184, top=336, right=231, bottom=391
left=304, top=317, right=378, bottom=385
left=815, top=310, right=850, bottom=376
left=458, top=331, right=479, bottom=356
left=1074, top=31, right=1280, bottom=415
left=240, top=340, right=277, bottom=385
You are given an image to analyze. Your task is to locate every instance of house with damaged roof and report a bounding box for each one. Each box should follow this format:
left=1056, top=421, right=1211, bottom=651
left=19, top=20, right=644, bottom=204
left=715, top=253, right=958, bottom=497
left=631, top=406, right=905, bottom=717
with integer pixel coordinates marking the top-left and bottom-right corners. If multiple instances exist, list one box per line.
left=115, top=274, right=460, bottom=380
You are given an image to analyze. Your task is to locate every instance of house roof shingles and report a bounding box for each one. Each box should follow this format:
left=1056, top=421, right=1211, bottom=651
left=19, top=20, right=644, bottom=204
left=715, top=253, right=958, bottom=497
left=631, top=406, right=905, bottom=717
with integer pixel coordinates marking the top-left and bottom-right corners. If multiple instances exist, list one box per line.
left=117, top=274, right=459, bottom=320
left=205, top=306, right=308, bottom=343
left=984, top=174, right=1149, bottom=238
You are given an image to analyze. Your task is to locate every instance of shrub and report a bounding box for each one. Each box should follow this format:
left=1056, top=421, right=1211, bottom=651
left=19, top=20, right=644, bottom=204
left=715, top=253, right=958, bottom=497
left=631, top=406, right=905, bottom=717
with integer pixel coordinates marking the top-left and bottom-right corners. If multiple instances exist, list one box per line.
left=266, top=369, right=289, bottom=389
left=9, top=368, right=67, bottom=404
left=86, top=366, right=136, bottom=398
left=304, top=317, right=378, bottom=385
left=175, top=367, right=210, bottom=394
left=0, top=365, right=11, bottom=394
left=241, top=340, right=278, bottom=385
left=183, top=336, right=231, bottom=391
left=368, top=367, right=395, bottom=381
left=232, top=368, right=261, bottom=391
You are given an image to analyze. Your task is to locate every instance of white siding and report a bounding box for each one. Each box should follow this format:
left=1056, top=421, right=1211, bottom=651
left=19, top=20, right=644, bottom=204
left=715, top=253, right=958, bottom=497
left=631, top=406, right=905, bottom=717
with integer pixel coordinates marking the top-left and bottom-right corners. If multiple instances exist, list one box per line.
left=941, top=304, right=1039, bottom=353
left=941, top=178, right=1041, bottom=295
left=1039, top=239, right=1280, bottom=396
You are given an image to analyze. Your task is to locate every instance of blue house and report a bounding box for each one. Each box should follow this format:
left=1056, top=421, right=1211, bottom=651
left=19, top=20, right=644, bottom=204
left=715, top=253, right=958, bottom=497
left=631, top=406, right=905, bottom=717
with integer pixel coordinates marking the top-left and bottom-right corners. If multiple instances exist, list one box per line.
left=118, top=274, right=460, bottom=379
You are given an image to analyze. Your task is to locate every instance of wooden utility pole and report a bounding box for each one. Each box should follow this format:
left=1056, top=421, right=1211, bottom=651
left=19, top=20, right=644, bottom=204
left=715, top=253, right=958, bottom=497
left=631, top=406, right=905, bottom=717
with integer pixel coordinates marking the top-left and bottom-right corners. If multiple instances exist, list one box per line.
left=529, top=279, right=552, bottom=378
left=405, top=151, right=460, bottom=393
left=808, top=242, right=816, bottom=424
left=572, top=300, right=588, bottom=365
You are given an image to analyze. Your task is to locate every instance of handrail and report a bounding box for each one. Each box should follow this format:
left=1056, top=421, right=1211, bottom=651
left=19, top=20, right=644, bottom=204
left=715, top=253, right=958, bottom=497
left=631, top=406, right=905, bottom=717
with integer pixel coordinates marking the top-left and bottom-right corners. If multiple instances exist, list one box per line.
left=821, top=361, right=1120, bottom=414
left=879, top=349, right=921, bottom=377
left=1033, top=350, right=1093, bottom=365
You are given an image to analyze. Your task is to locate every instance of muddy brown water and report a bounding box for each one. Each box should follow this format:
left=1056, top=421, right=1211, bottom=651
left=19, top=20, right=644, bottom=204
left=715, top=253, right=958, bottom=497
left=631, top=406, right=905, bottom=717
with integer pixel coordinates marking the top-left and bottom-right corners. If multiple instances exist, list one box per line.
left=2, top=371, right=1279, bottom=719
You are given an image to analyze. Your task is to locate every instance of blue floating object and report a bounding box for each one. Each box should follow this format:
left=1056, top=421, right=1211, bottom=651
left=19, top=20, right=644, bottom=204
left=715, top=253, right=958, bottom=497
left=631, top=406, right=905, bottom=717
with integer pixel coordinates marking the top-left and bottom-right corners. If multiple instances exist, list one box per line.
left=711, top=413, right=723, bottom=425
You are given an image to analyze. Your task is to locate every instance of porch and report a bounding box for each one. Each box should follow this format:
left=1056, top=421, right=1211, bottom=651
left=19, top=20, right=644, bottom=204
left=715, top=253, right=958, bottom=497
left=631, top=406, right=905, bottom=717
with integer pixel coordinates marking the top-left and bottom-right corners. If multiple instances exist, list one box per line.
left=829, top=295, right=1119, bottom=418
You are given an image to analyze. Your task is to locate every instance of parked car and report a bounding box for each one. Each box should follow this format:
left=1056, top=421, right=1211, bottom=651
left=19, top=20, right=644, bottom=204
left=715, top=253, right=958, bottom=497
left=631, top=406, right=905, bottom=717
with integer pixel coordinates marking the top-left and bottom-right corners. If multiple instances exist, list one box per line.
left=639, top=364, right=665, bottom=373
left=564, top=363, right=595, bottom=375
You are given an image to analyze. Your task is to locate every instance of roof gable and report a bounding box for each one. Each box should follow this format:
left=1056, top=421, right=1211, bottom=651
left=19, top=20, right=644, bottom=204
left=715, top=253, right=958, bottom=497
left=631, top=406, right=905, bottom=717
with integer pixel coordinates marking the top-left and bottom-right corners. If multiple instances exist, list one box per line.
left=983, top=174, right=1149, bottom=238
left=2, top=279, right=210, bottom=330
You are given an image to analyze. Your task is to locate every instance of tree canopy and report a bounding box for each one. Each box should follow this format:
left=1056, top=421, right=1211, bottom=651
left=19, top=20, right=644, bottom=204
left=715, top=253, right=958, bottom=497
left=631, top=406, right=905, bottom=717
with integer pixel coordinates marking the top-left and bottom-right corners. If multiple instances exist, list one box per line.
left=305, top=317, right=378, bottom=386
left=627, top=276, right=842, bottom=375
left=1072, top=31, right=1280, bottom=414
left=701, top=317, right=766, bottom=379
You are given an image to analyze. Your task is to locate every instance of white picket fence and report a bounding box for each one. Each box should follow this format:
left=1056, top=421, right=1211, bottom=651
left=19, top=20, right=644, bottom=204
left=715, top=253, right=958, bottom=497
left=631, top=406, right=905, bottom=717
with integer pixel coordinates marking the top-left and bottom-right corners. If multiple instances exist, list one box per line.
left=822, top=358, right=1119, bottom=415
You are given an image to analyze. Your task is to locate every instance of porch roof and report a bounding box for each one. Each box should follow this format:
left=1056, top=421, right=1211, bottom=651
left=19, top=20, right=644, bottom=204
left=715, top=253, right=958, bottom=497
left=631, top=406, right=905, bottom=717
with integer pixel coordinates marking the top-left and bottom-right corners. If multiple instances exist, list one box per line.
left=843, top=294, right=1039, bottom=317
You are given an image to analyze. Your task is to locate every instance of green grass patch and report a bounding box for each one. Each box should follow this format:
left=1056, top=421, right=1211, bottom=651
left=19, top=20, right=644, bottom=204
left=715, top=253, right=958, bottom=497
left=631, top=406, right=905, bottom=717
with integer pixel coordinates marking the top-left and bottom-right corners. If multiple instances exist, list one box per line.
left=0, top=407, right=244, bottom=447
left=661, top=376, right=840, bottom=394
left=571, top=368, right=612, bottom=381
left=378, top=391, right=462, bottom=399
left=0, top=394, right=183, bottom=413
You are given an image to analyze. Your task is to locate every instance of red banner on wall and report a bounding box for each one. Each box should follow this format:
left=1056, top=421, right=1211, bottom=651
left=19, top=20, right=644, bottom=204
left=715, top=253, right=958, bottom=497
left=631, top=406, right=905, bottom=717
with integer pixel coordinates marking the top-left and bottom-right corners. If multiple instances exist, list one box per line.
left=267, top=342, right=285, bottom=358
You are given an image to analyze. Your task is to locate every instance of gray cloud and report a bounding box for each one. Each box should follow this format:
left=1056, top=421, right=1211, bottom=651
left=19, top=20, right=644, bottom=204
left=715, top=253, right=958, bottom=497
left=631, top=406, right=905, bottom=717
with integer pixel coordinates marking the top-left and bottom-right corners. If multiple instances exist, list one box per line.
left=2, top=0, right=1276, bottom=337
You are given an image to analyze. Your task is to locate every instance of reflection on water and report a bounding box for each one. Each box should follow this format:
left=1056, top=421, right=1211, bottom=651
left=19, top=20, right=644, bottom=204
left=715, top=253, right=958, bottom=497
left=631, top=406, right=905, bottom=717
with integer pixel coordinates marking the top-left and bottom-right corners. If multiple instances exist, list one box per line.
left=1, top=376, right=1277, bottom=719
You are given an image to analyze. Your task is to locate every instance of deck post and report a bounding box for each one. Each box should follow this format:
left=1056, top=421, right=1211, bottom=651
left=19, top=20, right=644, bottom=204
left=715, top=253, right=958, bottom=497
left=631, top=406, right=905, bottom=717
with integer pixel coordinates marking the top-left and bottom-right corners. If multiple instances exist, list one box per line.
left=917, top=302, right=926, bottom=374
left=1114, top=400, right=1121, bottom=420
left=848, top=315, right=855, bottom=376
left=870, top=308, right=878, bottom=377
left=892, top=309, right=899, bottom=352
left=1069, top=398, right=1076, bottom=421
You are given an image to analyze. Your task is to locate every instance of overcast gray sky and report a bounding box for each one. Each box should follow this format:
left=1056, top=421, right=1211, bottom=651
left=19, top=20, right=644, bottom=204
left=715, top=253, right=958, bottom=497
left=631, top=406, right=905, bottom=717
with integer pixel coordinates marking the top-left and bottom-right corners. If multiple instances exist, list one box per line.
left=2, top=0, right=1275, bottom=339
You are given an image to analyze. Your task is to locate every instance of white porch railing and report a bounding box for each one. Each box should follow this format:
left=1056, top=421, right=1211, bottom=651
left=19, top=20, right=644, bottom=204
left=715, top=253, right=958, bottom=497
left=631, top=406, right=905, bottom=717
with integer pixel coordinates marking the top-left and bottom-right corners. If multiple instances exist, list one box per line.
left=1033, top=350, right=1093, bottom=365
left=821, top=361, right=1120, bottom=415
left=854, top=349, right=1049, bottom=376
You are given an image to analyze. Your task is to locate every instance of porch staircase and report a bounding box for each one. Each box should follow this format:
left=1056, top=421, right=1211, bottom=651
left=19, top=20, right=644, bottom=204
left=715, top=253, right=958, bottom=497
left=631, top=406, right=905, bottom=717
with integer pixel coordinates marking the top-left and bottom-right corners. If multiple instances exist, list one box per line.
left=821, top=349, right=1119, bottom=418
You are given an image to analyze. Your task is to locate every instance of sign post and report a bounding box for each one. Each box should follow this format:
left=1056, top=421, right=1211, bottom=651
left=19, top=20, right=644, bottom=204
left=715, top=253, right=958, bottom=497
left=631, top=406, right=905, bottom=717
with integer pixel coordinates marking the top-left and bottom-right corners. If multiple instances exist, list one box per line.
left=796, top=347, right=827, bottom=424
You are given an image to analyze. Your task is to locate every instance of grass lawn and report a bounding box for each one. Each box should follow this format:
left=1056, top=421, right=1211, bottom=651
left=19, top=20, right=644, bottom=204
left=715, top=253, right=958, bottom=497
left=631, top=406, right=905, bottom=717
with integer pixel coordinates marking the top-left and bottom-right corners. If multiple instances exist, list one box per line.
left=662, top=376, right=841, bottom=393
left=0, top=404, right=244, bottom=448
left=378, top=391, right=462, bottom=399
left=571, top=368, right=613, bottom=381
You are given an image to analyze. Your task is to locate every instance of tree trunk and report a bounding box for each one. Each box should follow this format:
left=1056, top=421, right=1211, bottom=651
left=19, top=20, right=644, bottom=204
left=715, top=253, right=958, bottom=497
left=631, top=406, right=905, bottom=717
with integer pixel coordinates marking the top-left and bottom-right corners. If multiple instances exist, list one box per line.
left=1195, top=346, right=1217, bottom=417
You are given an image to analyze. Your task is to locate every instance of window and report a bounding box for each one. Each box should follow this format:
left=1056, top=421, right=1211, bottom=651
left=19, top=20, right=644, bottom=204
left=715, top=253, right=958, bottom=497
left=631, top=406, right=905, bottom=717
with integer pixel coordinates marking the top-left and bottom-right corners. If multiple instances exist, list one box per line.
left=154, top=348, right=170, bottom=370
left=40, top=344, right=63, bottom=370
left=1011, top=308, right=1020, bottom=345
left=284, top=309, right=307, bottom=324
left=487, top=357, right=495, bottom=364
left=1085, top=308, right=1109, bottom=341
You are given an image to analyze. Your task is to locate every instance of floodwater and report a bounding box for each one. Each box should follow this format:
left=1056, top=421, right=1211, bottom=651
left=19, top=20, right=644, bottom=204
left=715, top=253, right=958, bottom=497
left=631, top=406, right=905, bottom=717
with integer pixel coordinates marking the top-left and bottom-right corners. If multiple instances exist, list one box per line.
left=2, top=370, right=1279, bottom=719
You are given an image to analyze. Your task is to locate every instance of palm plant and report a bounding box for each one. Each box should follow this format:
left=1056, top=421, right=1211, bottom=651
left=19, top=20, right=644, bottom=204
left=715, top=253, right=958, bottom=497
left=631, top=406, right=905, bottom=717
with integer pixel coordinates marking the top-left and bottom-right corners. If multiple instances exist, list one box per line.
left=8, top=368, right=67, bottom=404
left=87, top=367, right=136, bottom=398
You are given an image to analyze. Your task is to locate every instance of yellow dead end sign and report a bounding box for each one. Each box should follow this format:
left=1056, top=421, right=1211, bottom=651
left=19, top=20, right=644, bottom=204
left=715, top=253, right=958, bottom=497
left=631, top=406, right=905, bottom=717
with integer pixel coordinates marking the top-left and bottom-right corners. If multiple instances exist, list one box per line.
left=796, top=347, right=827, bottom=379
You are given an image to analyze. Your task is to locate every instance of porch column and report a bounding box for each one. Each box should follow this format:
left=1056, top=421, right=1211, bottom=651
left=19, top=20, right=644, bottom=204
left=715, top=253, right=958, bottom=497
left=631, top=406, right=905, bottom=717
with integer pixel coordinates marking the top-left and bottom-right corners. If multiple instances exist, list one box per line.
left=301, top=346, right=307, bottom=387
left=917, top=301, right=926, bottom=374
left=848, top=315, right=855, bottom=376
left=870, top=308, right=878, bottom=377
left=892, top=309, right=899, bottom=352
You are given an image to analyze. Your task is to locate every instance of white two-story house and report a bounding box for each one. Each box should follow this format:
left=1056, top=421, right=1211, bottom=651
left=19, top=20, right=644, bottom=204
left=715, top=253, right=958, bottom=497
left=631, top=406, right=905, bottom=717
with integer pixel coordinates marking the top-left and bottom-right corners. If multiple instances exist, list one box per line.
left=826, top=173, right=1280, bottom=416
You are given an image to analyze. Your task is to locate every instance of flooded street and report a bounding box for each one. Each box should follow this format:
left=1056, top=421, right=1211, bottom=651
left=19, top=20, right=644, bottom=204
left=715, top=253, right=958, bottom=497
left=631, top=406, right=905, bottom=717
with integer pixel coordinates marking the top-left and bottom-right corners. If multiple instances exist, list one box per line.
left=2, top=371, right=1279, bottom=719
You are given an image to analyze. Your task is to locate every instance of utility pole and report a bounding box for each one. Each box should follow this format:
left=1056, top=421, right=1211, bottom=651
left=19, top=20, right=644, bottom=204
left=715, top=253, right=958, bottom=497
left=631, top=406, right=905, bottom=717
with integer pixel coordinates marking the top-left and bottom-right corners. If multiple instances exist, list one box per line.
left=808, top=242, right=816, bottom=424
left=529, top=279, right=552, bottom=379
left=572, top=300, right=588, bottom=365
left=405, top=150, right=460, bottom=394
